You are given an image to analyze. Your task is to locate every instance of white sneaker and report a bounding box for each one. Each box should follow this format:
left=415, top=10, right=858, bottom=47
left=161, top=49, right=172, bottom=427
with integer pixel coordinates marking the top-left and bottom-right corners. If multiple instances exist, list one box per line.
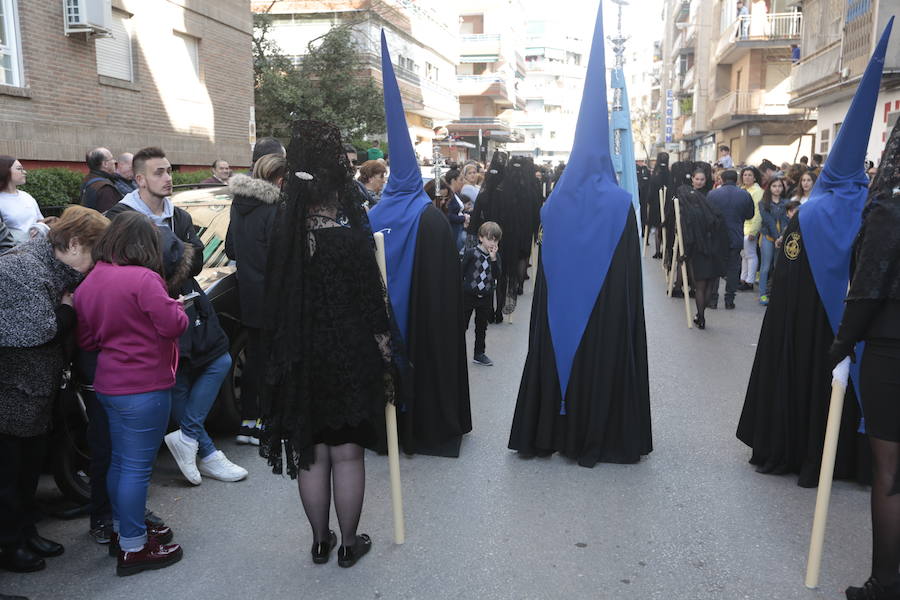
left=164, top=430, right=201, bottom=485
left=198, top=451, right=248, bottom=482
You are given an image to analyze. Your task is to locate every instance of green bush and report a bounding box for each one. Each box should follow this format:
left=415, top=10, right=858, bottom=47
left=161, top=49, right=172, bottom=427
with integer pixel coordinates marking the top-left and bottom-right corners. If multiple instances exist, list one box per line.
left=172, top=170, right=213, bottom=186
left=20, top=168, right=83, bottom=208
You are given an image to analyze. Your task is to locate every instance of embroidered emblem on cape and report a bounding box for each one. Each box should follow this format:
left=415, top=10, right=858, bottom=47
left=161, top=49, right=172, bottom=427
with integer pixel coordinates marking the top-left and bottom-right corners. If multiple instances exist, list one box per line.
left=784, top=231, right=801, bottom=261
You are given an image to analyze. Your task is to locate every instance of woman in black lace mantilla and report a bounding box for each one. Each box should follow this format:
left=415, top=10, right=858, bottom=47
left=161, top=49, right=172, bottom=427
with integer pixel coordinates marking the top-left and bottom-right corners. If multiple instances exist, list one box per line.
left=259, top=120, right=393, bottom=567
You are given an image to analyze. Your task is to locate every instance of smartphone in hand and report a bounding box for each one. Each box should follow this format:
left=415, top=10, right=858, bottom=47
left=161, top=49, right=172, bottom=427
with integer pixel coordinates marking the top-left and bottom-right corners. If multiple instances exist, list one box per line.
left=180, top=291, right=200, bottom=309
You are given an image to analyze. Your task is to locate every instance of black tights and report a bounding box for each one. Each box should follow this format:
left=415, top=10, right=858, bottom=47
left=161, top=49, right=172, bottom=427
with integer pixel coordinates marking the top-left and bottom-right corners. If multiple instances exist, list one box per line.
left=694, top=278, right=714, bottom=322
left=297, top=443, right=365, bottom=548
left=870, top=436, right=900, bottom=586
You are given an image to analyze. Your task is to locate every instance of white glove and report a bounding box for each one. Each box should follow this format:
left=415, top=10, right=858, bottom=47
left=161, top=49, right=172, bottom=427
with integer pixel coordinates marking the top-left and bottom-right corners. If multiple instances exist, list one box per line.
left=832, top=356, right=851, bottom=388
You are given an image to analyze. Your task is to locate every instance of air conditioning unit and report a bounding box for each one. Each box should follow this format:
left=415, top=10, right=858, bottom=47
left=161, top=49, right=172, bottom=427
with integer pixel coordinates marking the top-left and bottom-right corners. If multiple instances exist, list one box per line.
left=63, top=0, right=112, bottom=36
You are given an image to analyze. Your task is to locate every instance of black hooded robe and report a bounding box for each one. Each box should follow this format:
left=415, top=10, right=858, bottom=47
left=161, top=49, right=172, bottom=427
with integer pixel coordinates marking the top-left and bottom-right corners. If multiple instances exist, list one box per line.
left=508, top=208, right=652, bottom=466
left=736, top=218, right=869, bottom=487
left=400, top=204, right=472, bottom=457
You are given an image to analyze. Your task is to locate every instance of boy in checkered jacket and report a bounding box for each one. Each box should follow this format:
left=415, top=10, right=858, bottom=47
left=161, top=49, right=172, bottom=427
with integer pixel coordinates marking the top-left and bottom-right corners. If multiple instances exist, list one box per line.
left=461, top=221, right=502, bottom=366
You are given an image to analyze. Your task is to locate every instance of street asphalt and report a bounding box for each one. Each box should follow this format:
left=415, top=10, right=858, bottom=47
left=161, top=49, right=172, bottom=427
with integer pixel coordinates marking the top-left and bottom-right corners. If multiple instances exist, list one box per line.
left=2, top=253, right=872, bottom=600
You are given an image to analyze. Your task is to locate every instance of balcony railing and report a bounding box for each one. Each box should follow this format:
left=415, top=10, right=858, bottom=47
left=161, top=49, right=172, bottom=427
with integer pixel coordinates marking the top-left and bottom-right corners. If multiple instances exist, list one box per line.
left=461, top=33, right=500, bottom=43
left=671, top=30, right=685, bottom=56
left=675, top=0, right=691, bottom=23
left=710, top=90, right=800, bottom=124
left=456, top=74, right=515, bottom=104
left=733, top=12, right=802, bottom=41
left=789, top=42, right=841, bottom=95
left=715, top=12, right=802, bottom=62
left=460, top=33, right=502, bottom=60
left=682, top=65, right=695, bottom=92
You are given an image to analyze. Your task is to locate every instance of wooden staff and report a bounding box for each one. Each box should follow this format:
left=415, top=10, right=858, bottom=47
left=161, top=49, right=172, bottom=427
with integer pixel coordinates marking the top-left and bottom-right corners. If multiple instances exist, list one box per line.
left=804, top=375, right=848, bottom=588
left=673, top=197, right=692, bottom=329
left=666, top=233, right=679, bottom=297
left=373, top=232, right=406, bottom=545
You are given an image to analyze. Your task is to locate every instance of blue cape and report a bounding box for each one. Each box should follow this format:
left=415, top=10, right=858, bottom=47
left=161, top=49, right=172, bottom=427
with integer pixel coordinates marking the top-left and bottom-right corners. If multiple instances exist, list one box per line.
left=367, top=31, right=431, bottom=343
left=799, top=18, right=893, bottom=425
left=541, top=3, right=633, bottom=399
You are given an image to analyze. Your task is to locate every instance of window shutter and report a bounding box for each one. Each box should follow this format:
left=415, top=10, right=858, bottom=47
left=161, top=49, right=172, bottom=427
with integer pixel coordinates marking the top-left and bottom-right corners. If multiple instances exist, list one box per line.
left=95, top=12, right=132, bottom=81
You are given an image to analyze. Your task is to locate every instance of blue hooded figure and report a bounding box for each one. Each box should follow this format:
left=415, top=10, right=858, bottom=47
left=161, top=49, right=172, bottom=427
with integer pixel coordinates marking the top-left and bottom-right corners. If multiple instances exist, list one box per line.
left=368, top=31, right=471, bottom=457
left=508, top=3, right=652, bottom=467
left=736, top=19, right=893, bottom=487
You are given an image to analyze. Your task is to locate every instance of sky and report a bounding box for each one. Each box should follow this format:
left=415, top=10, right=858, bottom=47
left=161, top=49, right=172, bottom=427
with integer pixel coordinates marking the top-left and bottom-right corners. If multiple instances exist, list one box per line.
left=523, top=0, right=663, bottom=68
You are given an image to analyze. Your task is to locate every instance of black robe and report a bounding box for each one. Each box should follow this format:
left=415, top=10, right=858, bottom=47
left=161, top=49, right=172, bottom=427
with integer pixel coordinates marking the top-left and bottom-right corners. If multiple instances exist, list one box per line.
left=508, top=208, right=652, bottom=466
left=736, top=218, right=870, bottom=487
left=637, top=165, right=651, bottom=230
left=399, top=204, right=472, bottom=457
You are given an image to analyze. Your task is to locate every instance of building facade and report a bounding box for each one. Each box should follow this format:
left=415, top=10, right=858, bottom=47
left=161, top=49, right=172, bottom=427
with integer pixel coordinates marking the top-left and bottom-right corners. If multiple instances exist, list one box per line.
left=656, top=0, right=814, bottom=166
left=254, top=0, right=459, bottom=162
left=707, top=0, right=813, bottom=166
left=789, top=0, right=900, bottom=165
left=505, top=17, right=587, bottom=165
left=0, top=0, right=254, bottom=169
left=450, top=0, right=527, bottom=161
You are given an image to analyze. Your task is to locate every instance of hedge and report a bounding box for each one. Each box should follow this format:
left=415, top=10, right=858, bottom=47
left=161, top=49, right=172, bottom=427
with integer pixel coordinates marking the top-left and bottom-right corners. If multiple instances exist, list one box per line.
left=20, top=168, right=83, bottom=208
left=19, top=168, right=219, bottom=208
left=172, top=170, right=213, bottom=186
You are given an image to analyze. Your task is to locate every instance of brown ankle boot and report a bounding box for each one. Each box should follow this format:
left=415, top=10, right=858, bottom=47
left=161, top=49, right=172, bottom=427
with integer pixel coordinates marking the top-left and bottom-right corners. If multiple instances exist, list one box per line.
left=116, top=539, right=182, bottom=576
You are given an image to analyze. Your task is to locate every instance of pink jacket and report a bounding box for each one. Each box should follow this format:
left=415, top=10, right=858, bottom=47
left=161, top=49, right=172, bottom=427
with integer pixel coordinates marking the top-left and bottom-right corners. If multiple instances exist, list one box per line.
left=75, top=262, right=188, bottom=395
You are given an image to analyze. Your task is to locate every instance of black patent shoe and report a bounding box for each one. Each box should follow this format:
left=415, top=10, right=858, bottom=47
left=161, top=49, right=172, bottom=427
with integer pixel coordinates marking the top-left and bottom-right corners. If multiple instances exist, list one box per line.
left=693, top=314, right=705, bottom=330
left=25, top=534, right=63, bottom=558
left=846, top=577, right=900, bottom=599
left=311, top=530, right=337, bottom=564
left=337, top=534, right=372, bottom=568
left=0, top=545, right=46, bottom=573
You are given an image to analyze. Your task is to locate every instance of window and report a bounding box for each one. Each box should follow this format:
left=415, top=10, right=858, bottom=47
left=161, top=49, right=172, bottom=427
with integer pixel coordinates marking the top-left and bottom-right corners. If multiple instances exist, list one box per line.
left=426, top=61, right=439, bottom=82
left=95, top=11, right=133, bottom=81
left=0, top=0, right=23, bottom=87
left=819, top=128, right=830, bottom=153
left=174, top=31, right=200, bottom=78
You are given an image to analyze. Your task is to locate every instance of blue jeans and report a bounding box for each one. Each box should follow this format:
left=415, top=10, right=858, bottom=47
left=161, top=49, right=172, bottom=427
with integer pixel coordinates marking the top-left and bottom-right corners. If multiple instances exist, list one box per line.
left=97, top=389, right=171, bottom=552
left=759, top=237, right=775, bottom=298
left=171, top=353, right=232, bottom=459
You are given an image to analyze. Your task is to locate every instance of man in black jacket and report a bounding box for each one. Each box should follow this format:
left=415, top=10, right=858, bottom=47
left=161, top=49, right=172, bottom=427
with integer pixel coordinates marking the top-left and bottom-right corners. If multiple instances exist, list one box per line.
left=104, top=147, right=204, bottom=276
left=706, top=169, right=754, bottom=309
left=80, top=147, right=123, bottom=213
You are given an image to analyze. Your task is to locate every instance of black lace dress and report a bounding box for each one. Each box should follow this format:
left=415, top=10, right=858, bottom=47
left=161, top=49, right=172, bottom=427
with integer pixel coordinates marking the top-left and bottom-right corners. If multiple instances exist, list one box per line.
left=263, top=213, right=392, bottom=476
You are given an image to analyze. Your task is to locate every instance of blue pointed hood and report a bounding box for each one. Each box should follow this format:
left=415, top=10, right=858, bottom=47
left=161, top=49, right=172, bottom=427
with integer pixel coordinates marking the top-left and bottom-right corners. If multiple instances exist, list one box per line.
left=799, top=18, right=892, bottom=418
left=541, top=3, right=633, bottom=399
left=610, top=67, right=642, bottom=234
left=368, top=30, right=431, bottom=343
left=799, top=19, right=891, bottom=333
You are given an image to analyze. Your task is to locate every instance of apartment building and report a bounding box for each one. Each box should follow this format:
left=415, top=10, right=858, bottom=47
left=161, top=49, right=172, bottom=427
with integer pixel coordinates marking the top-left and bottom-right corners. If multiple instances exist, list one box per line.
left=706, top=0, right=814, bottom=166
left=789, top=0, right=900, bottom=164
left=1, top=0, right=253, bottom=169
left=505, top=17, right=587, bottom=164
left=658, top=0, right=717, bottom=162
left=253, top=0, right=459, bottom=161
left=450, top=0, right=527, bottom=160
